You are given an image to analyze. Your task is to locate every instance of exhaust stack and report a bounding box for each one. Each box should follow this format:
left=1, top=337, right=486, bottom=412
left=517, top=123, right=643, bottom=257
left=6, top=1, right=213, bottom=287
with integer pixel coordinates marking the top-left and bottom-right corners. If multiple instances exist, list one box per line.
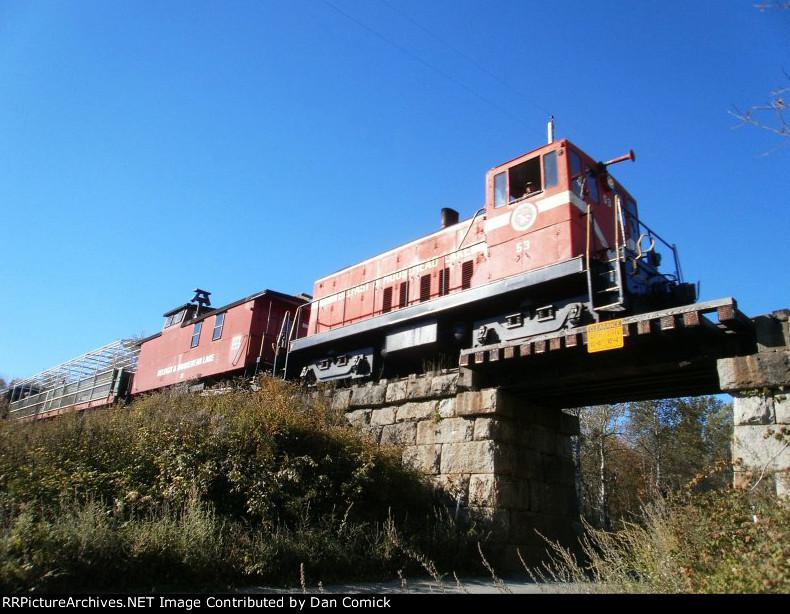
left=441, top=208, right=459, bottom=229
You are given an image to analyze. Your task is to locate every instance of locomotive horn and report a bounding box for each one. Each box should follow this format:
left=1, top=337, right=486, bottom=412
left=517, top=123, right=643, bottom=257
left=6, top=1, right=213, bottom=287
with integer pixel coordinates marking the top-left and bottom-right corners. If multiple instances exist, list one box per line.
left=601, top=150, right=636, bottom=167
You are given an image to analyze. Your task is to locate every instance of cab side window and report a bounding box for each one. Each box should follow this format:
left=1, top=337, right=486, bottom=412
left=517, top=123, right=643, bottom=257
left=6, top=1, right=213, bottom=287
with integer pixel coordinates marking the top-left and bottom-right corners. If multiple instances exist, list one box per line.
left=543, top=151, right=558, bottom=189
left=494, top=172, right=507, bottom=208
left=570, top=150, right=583, bottom=198
left=587, top=168, right=600, bottom=204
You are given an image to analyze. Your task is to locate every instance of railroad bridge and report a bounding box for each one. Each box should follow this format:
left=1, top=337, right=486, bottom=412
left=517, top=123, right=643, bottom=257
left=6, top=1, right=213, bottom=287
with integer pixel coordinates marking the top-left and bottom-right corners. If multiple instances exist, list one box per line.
left=315, top=298, right=789, bottom=566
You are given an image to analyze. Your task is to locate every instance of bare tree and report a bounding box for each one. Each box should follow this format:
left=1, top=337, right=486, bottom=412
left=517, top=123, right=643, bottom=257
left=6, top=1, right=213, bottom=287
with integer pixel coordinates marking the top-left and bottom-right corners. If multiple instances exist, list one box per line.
left=576, top=404, right=627, bottom=530
left=730, top=3, right=789, bottom=140
left=754, top=1, right=790, bottom=11
left=730, top=72, right=789, bottom=139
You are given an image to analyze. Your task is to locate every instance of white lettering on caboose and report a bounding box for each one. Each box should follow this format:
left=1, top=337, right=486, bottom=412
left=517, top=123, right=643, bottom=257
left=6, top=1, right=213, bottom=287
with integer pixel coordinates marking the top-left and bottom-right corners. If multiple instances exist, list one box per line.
left=157, top=354, right=216, bottom=377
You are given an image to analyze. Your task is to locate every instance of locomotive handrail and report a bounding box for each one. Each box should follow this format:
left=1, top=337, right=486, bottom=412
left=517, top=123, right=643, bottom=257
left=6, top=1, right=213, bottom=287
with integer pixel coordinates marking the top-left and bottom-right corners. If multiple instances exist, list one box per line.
left=456, top=207, right=486, bottom=250
left=615, top=203, right=683, bottom=283
left=635, top=234, right=657, bottom=261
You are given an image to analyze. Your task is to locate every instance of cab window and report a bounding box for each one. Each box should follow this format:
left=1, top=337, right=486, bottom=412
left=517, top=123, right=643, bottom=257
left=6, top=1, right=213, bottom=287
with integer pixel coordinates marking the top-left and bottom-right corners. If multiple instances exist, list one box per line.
left=587, top=168, right=600, bottom=204
left=543, top=151, right=558, bottom=189
left=508, top=157, right=541, bottom=201
left=494, top=172, right=507, bottom=208
left=569, top=150, right=583, bottom=197
left=623, top=196, right=640, bottom=244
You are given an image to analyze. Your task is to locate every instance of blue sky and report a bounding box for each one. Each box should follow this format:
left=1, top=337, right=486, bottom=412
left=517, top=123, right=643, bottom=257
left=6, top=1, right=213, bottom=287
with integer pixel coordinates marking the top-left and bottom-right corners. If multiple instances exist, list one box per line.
left=1, top=1, right=788, bottom=382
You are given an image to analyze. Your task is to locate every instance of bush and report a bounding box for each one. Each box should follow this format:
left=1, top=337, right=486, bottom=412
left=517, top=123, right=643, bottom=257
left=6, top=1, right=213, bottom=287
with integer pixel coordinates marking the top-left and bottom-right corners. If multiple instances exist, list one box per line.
left=0, top=377, right=481, bottom=592
left=532, top=482, right=790, bottom=594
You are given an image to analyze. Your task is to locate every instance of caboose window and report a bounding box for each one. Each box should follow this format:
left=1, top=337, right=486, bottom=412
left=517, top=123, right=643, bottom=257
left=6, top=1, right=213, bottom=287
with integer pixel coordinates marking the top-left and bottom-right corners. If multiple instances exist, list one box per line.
left=191, top=322, right=202, bottom=348
left=508, top=157, right=541, bottom=201
left=165, top=310, right=185, bottom=328
left=382, top=287, right=393, bottom=313
left=543, top=152, right=558, bottom=189
left=494, top=172, right=507, bottom=208
left=212, top=313, right=225, bottom=341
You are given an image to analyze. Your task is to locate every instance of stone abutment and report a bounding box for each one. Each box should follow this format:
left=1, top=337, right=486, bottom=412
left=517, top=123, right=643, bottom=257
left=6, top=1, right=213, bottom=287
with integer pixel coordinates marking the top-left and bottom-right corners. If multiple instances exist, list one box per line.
left=718, top=309, right=790, bottom=496
left=314, top=372, right=580, bottom=568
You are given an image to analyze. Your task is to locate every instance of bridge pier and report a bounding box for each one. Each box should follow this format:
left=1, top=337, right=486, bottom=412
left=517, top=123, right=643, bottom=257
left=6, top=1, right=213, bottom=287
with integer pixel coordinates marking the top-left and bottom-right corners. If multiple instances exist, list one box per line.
left=718, top=310, right=790, bottom=496
left=308, top=307, right=788, bottom=568
left=322, top=371, right=580, bottom=568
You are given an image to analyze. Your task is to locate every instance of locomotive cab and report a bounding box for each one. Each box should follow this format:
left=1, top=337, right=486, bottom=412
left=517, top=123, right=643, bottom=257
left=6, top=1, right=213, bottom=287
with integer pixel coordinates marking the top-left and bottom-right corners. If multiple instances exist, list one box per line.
left=482, top=139, right=694, bottom=319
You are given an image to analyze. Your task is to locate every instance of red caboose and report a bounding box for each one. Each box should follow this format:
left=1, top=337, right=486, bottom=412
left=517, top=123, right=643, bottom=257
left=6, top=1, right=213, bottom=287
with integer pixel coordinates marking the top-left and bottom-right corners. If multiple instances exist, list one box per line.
left=286, top=136, right=695, bottom=383
left=133, top=289, right=309, bottom=394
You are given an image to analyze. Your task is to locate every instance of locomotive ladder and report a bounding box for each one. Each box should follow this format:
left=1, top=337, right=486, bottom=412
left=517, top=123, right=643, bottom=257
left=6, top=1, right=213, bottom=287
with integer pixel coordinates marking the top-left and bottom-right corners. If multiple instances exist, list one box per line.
left=585, top=200, right=627, bottom=313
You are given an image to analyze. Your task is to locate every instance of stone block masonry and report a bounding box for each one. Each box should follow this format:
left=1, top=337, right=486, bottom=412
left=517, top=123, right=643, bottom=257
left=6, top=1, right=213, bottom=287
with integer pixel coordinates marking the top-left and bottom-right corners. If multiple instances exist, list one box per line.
left=311, top=371, right=581, bottom=568
left=718, top=310, right=790, bottom=497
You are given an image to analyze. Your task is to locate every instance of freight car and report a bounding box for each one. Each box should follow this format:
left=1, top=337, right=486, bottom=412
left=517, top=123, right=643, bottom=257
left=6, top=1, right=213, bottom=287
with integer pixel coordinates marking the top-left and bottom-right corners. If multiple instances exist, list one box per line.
left=4, top=288, right=309, bottom=420
left=284, top=132, right=696, bottom=384
left=3, top=339, right=139, bottom=421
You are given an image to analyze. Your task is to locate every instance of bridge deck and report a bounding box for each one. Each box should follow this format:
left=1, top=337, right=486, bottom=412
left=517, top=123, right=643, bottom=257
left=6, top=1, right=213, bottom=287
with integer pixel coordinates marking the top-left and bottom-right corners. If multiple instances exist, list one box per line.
left=458, top=298, right=756, bottom=408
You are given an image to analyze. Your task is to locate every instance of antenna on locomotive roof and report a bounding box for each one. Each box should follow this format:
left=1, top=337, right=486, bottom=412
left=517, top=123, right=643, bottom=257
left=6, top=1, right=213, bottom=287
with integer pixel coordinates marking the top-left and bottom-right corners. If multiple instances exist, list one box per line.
left=547, top=115, right=555, bottom=144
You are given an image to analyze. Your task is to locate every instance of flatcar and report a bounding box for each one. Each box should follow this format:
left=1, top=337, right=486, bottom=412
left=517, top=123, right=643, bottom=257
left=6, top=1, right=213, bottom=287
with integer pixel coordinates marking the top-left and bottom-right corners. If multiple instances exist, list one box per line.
left=4, top=339, right=139, bottom=421
left=284, top=133, right=696, bottom=384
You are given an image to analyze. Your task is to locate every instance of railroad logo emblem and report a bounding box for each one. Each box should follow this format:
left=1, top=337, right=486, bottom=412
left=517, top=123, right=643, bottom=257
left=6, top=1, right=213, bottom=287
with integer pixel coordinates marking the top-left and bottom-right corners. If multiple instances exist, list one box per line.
left=511, top=202, right=538, bottom=232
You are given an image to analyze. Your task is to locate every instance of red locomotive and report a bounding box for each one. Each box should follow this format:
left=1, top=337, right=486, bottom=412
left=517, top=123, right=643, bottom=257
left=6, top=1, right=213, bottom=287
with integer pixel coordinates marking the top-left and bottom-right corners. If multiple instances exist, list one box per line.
left=284, top=134, right=695, bottom=383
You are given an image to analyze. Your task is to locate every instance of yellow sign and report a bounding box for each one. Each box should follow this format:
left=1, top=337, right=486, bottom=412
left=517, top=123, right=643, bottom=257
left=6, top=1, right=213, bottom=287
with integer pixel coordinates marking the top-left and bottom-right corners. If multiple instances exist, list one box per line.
left=587, top=319, right=624, bottom=353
